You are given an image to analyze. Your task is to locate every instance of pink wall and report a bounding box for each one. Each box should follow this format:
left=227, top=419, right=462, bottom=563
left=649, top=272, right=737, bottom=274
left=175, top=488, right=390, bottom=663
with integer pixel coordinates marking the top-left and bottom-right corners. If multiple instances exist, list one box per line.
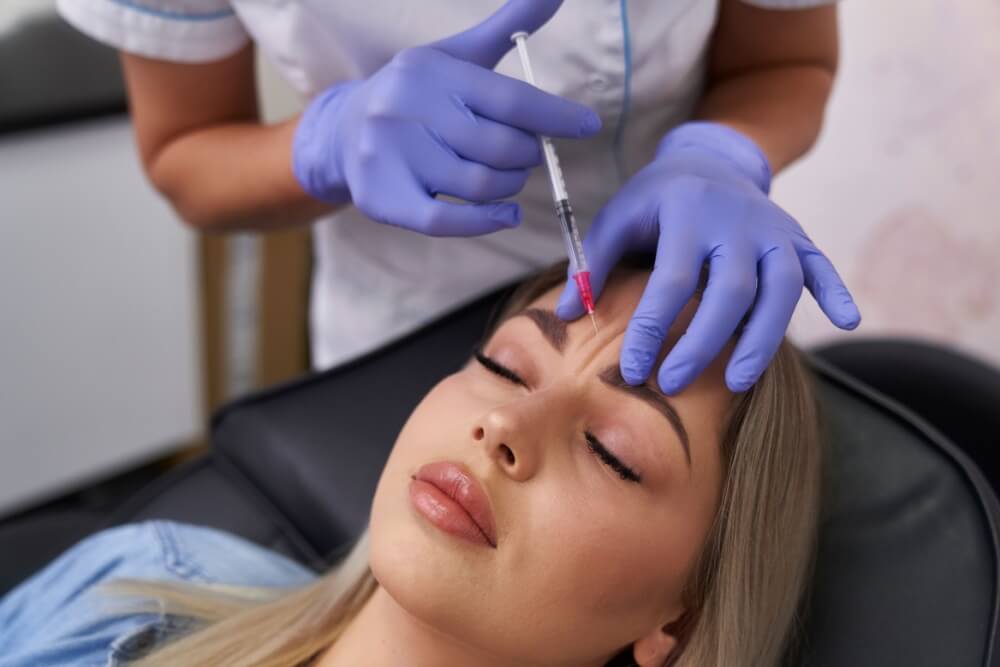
left=773, top=0, right=1000, bottom=366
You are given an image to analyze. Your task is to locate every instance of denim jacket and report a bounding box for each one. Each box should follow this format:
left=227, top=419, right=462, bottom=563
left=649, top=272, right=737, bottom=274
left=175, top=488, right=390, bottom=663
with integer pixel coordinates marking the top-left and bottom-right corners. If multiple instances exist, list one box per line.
left=0, top=521, right=317, bottom=666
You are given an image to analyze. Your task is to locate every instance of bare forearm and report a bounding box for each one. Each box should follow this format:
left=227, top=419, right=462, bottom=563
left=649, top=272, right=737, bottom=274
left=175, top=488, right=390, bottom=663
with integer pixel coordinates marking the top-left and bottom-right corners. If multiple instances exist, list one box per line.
left=695, top=64, right=834, bottom=174
left=147, top=115, right=336, bottom=232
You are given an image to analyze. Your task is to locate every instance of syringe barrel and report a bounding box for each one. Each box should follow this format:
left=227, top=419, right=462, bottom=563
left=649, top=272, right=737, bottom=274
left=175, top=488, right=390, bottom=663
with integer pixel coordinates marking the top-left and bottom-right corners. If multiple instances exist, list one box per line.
left=512, top=33, right=572, bottom=204
left=555, top=198, right=588, bottom=274
left=512, top=31, right=590, bottom=281
left=540, top=137, right=569, bottom=203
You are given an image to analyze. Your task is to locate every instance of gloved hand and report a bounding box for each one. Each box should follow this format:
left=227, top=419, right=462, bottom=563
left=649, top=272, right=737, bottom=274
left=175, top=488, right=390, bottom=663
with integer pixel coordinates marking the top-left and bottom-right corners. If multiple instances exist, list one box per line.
left=292, top=0, right=601, bottom=237
left=556, top=121, right=861, bottom=394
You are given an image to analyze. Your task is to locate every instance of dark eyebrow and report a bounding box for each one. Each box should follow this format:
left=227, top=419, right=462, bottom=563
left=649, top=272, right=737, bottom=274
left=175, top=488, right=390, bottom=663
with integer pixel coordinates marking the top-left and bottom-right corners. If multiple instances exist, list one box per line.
left=511, top=307, right=691, bottom=466
left=516, top=308, right=568, bottom=353
left=598, top=365, right=691, bottom=466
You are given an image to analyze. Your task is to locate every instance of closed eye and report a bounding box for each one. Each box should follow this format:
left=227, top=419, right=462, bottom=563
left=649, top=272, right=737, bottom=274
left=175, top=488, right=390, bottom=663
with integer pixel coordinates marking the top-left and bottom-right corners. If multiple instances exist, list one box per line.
left=473, top=351, right=642, bottom=485
left=585, top=432, right=641, bottom=483
left=474, top=350, right=528, bottom=387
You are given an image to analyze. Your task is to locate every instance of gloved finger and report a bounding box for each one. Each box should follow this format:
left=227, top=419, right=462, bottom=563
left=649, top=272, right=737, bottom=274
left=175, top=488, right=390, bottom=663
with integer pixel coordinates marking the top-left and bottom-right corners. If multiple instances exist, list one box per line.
left=555, top=194, right=644, bottom=320
left=450, top=61, right=601, bottom=139
left=441, top=111, right=543, bottom=170
left=354, top=170, right=522, bottom=237
left=421, top=151, right=530, bottom=203
left=619, top=231, right=704, bottom=386
left=725, top=246, right=803, bottom=392
left=431, top=0, right=563, bottom=69
left=410, top=198, right=522, bottom=237
left=657, top=245, right=758, bottom=395
left=799, top=246, right=862, bottom=330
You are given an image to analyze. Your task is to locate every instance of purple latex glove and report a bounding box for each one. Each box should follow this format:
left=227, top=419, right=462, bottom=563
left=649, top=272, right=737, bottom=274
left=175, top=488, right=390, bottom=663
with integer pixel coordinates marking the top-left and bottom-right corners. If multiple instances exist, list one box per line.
left=557, top=121, right=861, bottom=394
left=292, top=0, right=601, bottom=237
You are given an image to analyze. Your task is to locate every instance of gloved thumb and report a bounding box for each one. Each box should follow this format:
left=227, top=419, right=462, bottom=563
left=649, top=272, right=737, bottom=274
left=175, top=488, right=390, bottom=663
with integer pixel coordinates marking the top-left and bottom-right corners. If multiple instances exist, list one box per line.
left=430, top=0, right=564, bottom=69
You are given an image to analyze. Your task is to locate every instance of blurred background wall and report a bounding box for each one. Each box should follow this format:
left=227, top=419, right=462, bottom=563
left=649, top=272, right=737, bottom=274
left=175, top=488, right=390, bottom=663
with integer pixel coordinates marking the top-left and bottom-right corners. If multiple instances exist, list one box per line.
left=778, top=0, right=1000, bottom=365
left=0, top=0, right=306, bottom=516
left=0, top=0, right=202, bottom=515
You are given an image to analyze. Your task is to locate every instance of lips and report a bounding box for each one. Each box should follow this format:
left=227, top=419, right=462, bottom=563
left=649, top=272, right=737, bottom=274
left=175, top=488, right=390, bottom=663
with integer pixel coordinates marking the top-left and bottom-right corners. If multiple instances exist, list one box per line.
left=409, top=461, right=498, bottom=549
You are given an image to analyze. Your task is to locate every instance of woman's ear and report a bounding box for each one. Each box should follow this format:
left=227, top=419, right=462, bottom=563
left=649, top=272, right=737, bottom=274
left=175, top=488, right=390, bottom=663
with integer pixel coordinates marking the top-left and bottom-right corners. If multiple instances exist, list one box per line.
left=631, top=624, right=679, bottom=667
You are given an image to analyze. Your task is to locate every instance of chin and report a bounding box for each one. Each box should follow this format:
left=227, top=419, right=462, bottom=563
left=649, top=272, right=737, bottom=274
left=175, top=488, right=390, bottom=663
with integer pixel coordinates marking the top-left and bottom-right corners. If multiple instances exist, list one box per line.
left=369, top=503, right=578, bottom=666
left=370, top=522, right=469, bottom=633
left=368, top=480, right=499, bottom=632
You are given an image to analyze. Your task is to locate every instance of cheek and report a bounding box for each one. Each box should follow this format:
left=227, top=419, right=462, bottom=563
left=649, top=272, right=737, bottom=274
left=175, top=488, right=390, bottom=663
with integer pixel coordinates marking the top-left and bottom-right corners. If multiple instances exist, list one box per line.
left=511, top=485, right=698, bottom=632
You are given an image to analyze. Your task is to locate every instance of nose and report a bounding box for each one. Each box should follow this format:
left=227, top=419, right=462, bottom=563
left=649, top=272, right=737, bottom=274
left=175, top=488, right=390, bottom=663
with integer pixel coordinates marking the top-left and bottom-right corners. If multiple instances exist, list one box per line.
left=471, top=406, right=541, bottom=482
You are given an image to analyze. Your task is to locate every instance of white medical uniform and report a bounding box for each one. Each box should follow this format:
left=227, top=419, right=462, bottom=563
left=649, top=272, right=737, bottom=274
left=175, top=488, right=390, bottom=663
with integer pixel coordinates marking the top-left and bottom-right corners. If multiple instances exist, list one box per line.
left=58, top=0, right=835, bottom=370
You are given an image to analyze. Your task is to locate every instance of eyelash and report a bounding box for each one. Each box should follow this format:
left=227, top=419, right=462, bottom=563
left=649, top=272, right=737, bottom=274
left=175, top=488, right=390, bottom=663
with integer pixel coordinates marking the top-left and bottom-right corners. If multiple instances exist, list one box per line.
left=473, top=351, right=642, bottom=484
left=474, top=350, right=526, bottom=387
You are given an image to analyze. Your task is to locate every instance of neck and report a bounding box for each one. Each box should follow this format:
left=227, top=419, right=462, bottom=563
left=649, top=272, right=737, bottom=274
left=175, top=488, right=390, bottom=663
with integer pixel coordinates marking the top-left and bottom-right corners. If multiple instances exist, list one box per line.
left=314, top=585, right=567, bottom=667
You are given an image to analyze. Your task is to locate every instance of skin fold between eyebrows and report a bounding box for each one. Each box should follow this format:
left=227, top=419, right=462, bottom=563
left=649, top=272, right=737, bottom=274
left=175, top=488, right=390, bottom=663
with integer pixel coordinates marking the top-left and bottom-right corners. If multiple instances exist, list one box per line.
left=504, top=308, right=692, bottom=466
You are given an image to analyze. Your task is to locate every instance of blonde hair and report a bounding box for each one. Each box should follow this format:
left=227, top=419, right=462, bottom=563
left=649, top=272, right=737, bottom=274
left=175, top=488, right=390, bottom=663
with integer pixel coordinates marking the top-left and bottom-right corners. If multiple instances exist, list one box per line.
left=108, top=259, right=821, bottom=667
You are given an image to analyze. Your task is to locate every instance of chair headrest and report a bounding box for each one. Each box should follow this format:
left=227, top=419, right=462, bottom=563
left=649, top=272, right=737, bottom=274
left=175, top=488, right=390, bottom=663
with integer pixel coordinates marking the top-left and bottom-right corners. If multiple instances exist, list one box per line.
left=802, top=357, right=999, bottom=666
left=212, top=286, right=1000, bottom=666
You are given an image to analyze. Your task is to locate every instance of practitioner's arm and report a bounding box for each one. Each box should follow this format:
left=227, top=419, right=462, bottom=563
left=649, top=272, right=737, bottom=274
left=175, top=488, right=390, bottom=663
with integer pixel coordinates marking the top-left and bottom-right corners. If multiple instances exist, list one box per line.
left=121, top=44, right=335, bottom=232
left=696, top=0, right=838, bottom=172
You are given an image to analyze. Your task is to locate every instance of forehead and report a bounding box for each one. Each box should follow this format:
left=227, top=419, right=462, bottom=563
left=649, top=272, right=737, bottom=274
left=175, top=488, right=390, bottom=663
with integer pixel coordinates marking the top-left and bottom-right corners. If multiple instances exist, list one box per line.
left=531, top=270, right=656, bottom=328
left=525, top=270, right=704, bottom=363
left=509, top=269, right=735, bottom=427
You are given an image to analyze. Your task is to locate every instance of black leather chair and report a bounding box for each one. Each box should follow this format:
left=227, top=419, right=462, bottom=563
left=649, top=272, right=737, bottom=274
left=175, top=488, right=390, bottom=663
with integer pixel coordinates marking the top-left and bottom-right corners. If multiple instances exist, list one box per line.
left=2, top=286, right=999, bottom=666
left=815, top=339, right=1000, bottom=494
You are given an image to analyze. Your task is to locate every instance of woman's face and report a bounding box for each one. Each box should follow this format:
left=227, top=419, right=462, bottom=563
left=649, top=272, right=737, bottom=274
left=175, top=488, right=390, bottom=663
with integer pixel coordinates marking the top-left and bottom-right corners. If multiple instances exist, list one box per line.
left=369, top=270, right=734, bottom=666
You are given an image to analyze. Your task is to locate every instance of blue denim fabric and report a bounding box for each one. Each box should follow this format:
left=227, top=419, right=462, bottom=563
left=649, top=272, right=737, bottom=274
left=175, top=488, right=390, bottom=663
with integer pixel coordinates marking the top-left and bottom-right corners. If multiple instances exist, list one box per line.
left=0, top=521, right=317, bottom=666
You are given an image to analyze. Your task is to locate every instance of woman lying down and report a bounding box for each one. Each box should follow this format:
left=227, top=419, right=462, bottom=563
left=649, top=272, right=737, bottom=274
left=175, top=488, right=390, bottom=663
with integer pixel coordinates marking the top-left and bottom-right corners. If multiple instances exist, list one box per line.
left=0, top=256, right=821, bottom=667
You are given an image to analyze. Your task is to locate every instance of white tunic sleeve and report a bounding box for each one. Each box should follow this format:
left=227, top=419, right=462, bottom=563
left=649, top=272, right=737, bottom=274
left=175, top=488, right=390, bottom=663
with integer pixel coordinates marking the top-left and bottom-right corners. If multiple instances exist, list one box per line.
left=743, top=0, right=839, bottom=7
left=56, top=0, right=249, bottom=63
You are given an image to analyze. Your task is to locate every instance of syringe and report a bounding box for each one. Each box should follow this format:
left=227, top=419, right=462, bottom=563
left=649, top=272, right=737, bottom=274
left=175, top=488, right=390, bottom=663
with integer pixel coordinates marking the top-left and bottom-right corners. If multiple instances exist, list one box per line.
left=511, top=31, right=598, bottom=334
